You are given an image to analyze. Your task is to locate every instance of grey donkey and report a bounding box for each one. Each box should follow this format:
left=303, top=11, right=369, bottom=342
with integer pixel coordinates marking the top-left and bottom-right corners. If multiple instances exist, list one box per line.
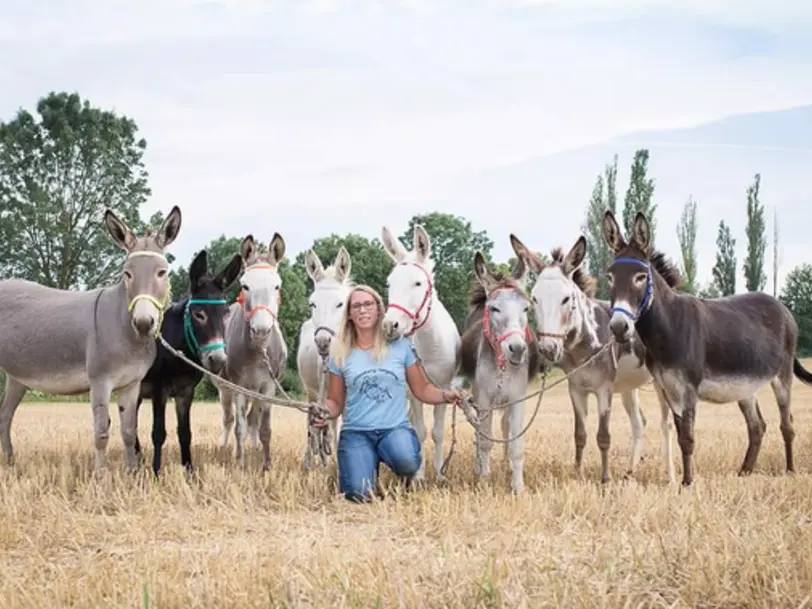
left=0, top=207, right=182, bottom=473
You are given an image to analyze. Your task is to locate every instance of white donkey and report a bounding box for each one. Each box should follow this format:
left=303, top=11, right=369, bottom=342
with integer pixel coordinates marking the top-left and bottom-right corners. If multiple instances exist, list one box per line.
left=296, top=246, right=353, bottom=469
left=510, top=233, right=675, bottom=483
left=380, top=224, right=461, bottom=482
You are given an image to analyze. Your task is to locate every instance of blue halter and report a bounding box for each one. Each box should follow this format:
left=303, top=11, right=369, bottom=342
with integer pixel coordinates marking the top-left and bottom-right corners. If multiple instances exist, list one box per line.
left=183, top=298, right=227, bottom=356
left=609, top=257, right=653, bottom=321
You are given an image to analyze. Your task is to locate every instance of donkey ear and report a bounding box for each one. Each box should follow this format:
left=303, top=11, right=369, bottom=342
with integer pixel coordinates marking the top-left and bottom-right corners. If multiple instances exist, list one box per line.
left=240, top=235, right=256, bottom=263
left=334, top=246, right=352, bottom=283
left=104, top=208, right=137, bottom=252
left=509, top=233, right=544, bottom=273
left=381, top=226, right=406, bottom=263
left=304, top=249, right=325, bottom=282
left=155, top=206, right=182, bottom=249
left=603, top=210, right=626, bottom=253
left=268, top=232, right=286, bottom=266
left=562, top=235, right=587, bottom=275
left=413, top=225, right=431, bottom=263
left=188, top=249, right=208, bottom=288
left=473, top=251, right=494, bottom=289
left=214, top=253, right=243, bottom=291
left=511, top=255, right=528, bottom=287
left=631, top=212, right=651, bottom=251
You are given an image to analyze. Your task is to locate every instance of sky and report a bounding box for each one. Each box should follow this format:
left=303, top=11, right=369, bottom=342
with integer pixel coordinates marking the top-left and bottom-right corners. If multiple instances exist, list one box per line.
left=1, top=0, right=811, bottom=293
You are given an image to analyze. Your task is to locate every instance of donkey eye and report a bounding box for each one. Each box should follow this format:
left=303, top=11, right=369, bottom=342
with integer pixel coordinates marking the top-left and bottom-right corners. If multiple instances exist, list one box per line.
left=562, top=296, right=570, bottom=305
left=634, top=273, right=647, bottom=284
left=123, top=270, right=133, bottom=281
left=489, top=305, right=500, bottom=313
left=606, top=273, right=614, bottom=285
left=415, top=281, right=422, bottom=287
left=532, top=295, right=537, bottom=304
left=309, top=302, right=316, bottom=309
left=241, top=284, right=249, bottom=291
left=275, top=285, right=280, bottom=291
left=193, top=310, right=208, bottom=323
left=157, top=269, right=168, bottom=278
left=336, top=302, right=343, bottom=309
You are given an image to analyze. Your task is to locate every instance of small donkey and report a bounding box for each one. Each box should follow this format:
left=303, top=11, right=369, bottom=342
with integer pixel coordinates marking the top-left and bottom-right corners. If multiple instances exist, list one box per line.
left=0, top=207, right=182, bottom=473
left=134, top=248, right=242, bottom=475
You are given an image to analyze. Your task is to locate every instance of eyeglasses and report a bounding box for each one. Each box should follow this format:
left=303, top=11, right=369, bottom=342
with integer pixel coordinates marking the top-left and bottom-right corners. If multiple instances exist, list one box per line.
left=350, top=300, right=376, bottom=312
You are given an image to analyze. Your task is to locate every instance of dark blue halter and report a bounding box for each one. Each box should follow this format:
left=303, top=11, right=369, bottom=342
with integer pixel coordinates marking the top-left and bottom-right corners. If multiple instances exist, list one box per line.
left=609, top=257, right=653, bottom=321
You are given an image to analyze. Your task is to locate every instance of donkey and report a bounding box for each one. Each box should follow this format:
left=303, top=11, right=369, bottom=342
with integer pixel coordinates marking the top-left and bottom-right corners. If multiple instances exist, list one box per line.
left=380, top=224, right=461, bottom=482
left=510, top=232, right=675, bottom=483
left=133, top=248, right=242, bottom=475
left=460, top=251, right=541, bottom=494
left=603, top=210, right=812, bottom=486
left=296, top=246, right=353, bottom=469
left=0, top=207, right=182, bottom=473
left=217, top=234, right=289, bottom=470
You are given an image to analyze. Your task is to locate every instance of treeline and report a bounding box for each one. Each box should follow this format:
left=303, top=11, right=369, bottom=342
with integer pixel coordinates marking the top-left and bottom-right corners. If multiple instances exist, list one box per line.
left=1, top=91, right=810, bottom=399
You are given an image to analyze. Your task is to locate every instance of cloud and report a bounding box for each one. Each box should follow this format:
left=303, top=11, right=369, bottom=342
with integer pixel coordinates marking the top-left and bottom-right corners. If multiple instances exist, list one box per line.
left=0, top=0, right=810, bottom=294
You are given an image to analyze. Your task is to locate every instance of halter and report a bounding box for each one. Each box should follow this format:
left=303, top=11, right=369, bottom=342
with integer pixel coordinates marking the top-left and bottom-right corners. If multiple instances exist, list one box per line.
left=483, top=286, right=533, bottom=370
left=235, top=263, right=281, bottom=322
left=125, top=250, right=171, bottom=337
left=386, top=262, right=434, bottom=336
left=183, top=298, right=227, bottom=356
left=609, top=257, right=653, bottom=321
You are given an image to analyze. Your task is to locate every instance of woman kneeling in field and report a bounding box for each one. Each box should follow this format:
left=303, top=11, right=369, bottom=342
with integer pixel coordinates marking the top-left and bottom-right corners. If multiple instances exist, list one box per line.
left=312, top=284, right=462, bottom=502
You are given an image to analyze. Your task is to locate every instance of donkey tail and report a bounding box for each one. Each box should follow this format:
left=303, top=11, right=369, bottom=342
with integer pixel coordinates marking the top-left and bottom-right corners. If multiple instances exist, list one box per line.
left=793, top=357, right=812, bottom=386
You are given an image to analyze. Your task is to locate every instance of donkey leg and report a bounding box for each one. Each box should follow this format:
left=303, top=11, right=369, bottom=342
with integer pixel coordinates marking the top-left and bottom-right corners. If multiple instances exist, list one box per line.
left=0, top=377, right=28, bottom=466
left=770, top=374, right=795, bottom=473
left=219, top=387, right=234, bottom=449
left=150, top=387, right=168, bottom=476
left=302, top=387, right=317, bottom=470
left=474, top=407, right=494, bottom=479
left=175, top=388, right=195, bottom=472
left=620, top=390, right=646, bottom=478
left=247, top=401, right=260, bottom=450
left=407, top=394, right=428, bottom=481
left=671, top=395, right=697, bottom=487
left=431, top=402, right=447, bottom=480
left=117, top=381, right=142, bottom=472
left=737, top=395, right=766, bottom=476
left=233, top=392, right=248, bottom=467
left=652, top=383, right=676, bottom=483
left=567, top=385, right=588, bottom=478
left=134, top=396, right=143, bottom=459
left=259, top=402, right=272, bottom=472
left=596, top=389, right=613, bottom=484
left=506, top=401, right=526, bottom=494
left=89, top=380, right=113, bottom=473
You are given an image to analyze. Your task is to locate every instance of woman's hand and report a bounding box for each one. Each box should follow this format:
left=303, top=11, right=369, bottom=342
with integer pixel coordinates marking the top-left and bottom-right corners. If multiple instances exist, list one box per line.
left=442, top=388, right=463, bottom=406
left=309, top=405, right=330, bottom=429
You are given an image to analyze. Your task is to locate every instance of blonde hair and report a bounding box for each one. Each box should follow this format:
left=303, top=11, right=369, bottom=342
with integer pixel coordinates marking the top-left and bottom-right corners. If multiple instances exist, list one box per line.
left=330, top=284, right=390, bottom=368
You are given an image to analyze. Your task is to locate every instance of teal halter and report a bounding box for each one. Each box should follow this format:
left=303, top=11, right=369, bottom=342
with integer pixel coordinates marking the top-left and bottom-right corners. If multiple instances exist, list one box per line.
left=183, top=298, right=227, bottom=356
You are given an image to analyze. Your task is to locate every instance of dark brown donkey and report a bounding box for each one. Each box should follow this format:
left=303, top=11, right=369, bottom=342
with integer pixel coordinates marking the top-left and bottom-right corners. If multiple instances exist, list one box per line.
left=602, top=210, right=812, bottom=486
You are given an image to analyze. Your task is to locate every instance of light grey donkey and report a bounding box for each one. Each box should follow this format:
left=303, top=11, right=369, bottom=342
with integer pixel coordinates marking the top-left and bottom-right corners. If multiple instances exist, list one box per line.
left=217, top=234, right=289, bottom=470
left=0, top=206, right=182, bottom=473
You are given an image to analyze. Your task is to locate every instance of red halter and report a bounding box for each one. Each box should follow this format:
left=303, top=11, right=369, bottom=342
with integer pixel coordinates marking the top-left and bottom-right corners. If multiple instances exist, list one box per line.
left=385, top=262, right=434, bottom=336
left=482, top=286, right=533, bottom=370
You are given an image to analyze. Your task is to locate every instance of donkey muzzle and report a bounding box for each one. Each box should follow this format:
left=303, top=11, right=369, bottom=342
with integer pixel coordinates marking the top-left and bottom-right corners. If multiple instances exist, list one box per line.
left=132, top=316, right=156, bottom=338
left=203, top=348, right=227, bottom=374
left=609, top=312, right=633, bottom=342
left=539, top=338, right=562, bottom=363
left=314, top=333, right=332, bottom=357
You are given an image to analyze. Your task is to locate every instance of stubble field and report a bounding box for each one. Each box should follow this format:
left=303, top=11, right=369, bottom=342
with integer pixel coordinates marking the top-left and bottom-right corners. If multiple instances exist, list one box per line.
left=2, top=363, right=812, bottom=608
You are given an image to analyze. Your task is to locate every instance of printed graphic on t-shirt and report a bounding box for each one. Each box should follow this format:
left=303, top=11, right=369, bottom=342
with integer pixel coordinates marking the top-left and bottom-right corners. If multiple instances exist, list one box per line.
left=354, top=368, right=397, bottom=403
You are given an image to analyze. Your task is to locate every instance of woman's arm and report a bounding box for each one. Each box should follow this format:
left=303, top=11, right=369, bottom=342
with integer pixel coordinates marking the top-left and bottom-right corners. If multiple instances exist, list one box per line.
left=405, top=363, right=461, bottom=405
left=322, top=371, right=346, bottom=418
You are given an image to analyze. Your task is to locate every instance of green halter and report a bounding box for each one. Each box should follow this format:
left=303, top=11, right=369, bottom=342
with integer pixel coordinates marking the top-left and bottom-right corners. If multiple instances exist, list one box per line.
left=183, top=298, right=228, bottom=356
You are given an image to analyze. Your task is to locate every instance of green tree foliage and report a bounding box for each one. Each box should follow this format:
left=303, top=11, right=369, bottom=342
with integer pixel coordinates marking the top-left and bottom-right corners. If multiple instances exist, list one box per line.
left=780, top=264, right=812, bottom=355
left=582, top=154, right=618, bottom=299
left=621, top=149, right=657, bottom=243
left=743, top=173, right=767, bottom=292
left=400, top=213, right=494, bottom=330
left=0, top=91, right=150, bottom=289
left=293, top=233, right=391, bottom=297
left=677, top=196, right=698, bottom=294
left=712, top=220, right=737, bottom=296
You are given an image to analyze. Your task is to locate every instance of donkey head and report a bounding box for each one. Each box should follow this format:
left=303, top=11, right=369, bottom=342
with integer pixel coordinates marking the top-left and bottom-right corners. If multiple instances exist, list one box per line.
left=105, top=206, right=182, bottom=339
left=602, top=210, right=653, bottom=342
left=237, top=233, right=286, bottom=348
left=473, top=251, right=531, bottom=367
left=185, top=249, right=242, bottom=373
left=305, top=246, right=353, bottom=357
left=511, top=233, right=589, bottom=363
left=380, top=224, right=436, bottom=341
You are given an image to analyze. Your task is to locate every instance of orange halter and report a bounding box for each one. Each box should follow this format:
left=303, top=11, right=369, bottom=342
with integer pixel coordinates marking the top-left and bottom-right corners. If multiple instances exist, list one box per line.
left=235, top=263, right=282, bottom=321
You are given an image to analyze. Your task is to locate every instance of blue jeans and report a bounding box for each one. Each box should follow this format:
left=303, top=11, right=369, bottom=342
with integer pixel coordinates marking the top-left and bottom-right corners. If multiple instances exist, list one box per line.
left=337, top=425, right=422, bottom=502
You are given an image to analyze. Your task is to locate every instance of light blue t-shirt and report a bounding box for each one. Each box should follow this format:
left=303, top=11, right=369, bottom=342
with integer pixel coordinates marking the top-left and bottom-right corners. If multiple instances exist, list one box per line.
left=327, top=337, right=418, bottom=431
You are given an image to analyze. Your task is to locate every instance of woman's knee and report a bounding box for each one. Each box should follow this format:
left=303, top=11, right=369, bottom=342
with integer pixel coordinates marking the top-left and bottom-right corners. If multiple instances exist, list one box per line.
left=379, top=427, right=422, bottom=477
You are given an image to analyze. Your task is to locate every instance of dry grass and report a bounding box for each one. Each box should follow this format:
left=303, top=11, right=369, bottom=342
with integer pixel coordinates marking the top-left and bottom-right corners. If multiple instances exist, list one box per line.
left=3, top=363, right=812, bottom=608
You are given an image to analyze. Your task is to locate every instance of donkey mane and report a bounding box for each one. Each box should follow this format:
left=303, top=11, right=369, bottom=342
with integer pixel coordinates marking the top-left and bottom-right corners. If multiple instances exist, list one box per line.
left=467, top=273, right=527, bottom=312
left=549, top=247, right=597, bottom=297
left=648, top=249, right=683, bottom=290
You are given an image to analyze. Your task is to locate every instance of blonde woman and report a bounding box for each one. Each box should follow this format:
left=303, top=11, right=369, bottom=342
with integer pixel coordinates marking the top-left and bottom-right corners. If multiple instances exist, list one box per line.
left=312, top=284, right=462, bottom=502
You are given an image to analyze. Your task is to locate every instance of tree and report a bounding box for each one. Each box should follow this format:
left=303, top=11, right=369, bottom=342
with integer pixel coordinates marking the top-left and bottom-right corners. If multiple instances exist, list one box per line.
left=676, top=196, right=698, bottom=294
left=293, top=233, right=391, bottom=298
left=711, top=220, right=736, bottom=296
left=743, top=173, right=767, bottom=292
left=582, top=154, right=618, bottom=299
left=779, top=264, right=812, bottom=354
left=0, top=91, right=150, bottom=289
left=697, top=283, right=721, bottom=299
left=621, top=149, right=657, bottom=243
left=400, top=213, right=494, bottom=331
left=772, top=207, right=780, bottom=297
